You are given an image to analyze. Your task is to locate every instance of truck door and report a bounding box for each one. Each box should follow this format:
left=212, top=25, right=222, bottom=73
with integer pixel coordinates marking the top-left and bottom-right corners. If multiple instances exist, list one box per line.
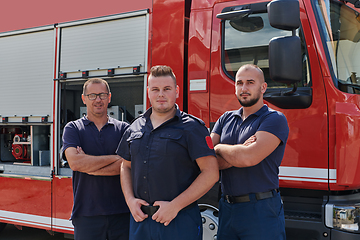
left=210, top=0, right=330, bottom=189
left=0, top=28, right=54, bottom=230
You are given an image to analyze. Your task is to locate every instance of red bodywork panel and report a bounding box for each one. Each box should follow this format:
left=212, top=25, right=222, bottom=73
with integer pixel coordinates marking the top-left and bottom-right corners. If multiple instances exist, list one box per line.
left=0, top=0, right=152, bottom=33
left=52, top=177, right=73, bottom=233
left=335, top=102, right=360, bottom=189
left=0, top=177, right=51, bottom=229
left=152, top=0, right=186, bottom=110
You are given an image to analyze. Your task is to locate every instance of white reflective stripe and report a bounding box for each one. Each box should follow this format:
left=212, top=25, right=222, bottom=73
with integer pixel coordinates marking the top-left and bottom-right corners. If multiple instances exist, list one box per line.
left=53, top=218, right=74, bottom=231
left=0, top=210, right=51, bottom=228
left=190, top=79, right=207, bottom=91
left=280, top=177, right=336, bottom=183
left=0, top=210, right=73, bottom=231
left=279, top=166, right=336, bottom=183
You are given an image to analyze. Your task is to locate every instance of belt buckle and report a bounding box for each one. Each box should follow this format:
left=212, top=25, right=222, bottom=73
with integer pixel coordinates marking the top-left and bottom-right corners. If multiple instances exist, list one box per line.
left=225, top=195, right=231, bottom=203
left=141, top=205, right=159, bottom=216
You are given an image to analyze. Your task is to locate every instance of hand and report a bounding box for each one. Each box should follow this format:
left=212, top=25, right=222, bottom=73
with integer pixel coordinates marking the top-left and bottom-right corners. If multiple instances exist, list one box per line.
left=216, top=154, right=233, bottom=170
left=152, top=201, right=181, bottom=226
left=243, top=135, right=256, bottom=146
left=128, top=198, right=149, bottom=222
left=214, top=144, right=221, bottom=155
left=76, top=146, right=85, bottom=154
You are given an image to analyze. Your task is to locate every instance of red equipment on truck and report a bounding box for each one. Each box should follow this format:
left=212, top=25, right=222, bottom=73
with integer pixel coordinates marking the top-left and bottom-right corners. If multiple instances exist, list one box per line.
left=1, top=0, right=360, bottom=239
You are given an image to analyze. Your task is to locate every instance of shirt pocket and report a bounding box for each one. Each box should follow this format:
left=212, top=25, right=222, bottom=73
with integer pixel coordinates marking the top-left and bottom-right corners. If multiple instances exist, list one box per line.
left=127, top=131, right=144, bottom=157
left=158, top=130, right=183, bottom=156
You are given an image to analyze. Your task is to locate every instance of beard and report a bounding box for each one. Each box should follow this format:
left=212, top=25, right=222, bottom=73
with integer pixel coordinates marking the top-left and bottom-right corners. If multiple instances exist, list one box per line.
left=237, top=92, right=261, bottom=107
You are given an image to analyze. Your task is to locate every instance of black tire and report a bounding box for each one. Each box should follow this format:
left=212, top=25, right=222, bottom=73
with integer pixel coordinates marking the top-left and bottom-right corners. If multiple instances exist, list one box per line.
left=0, top=222, right=7, bottom=234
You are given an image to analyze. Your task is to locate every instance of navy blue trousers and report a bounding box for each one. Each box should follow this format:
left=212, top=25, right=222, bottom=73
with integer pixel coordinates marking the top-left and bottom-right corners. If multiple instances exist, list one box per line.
left=217, top=191, right=286, bottom=240
left=129, top=205, right=202, bottom=240
left=72, top=213, right=130, bottom=240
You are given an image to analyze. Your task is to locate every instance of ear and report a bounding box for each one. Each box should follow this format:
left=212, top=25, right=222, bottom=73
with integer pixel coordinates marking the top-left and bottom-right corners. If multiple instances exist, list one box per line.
left=261, top=82, right=267, bottom=94
left=108, top=92, right=112, bottom=103
left=81, top=94, right=86, bottom=105
left=176, top=85, right=180, bottom=98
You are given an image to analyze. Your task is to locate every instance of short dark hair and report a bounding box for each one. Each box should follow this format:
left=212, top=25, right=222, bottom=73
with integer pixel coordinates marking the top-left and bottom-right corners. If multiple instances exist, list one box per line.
left=149, top=65, right=176, bottom=85
left=83, top=78, right=110, bottom=95
left=237, top=64, right=265, bottom=82
left=238, top=64, right=263, bottom=74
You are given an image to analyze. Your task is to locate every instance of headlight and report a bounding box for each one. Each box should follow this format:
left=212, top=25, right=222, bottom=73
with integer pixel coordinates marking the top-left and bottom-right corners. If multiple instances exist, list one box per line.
left=325, top=203, right=360, bottom=232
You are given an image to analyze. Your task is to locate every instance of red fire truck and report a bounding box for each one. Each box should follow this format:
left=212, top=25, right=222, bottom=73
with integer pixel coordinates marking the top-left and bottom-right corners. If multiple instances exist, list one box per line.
left=1, top=0, right=360, bottom=239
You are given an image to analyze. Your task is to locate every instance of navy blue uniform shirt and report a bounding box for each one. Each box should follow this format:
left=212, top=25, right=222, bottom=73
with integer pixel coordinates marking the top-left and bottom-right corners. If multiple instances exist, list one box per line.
left=212, top=105, right=289, bottom=196
left=117, top=105, right=216, bottom=204
left=62, top=116, right=129, bottom=219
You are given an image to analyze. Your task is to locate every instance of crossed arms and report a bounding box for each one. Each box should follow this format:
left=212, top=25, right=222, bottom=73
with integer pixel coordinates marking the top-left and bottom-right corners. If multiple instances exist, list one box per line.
left=65, top=146, right=123, bottom=176
left=210, top=131, right=281, bottom=170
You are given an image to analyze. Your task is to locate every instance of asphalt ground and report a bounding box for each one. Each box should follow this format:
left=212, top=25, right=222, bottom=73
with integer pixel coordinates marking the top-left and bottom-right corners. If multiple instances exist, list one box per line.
left=0, top=224, right=73, bottom=240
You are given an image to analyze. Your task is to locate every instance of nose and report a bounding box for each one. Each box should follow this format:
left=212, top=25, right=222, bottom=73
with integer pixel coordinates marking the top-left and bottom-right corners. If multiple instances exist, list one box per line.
left=241, top=82, right=249, bottom=92
left=94, top=95, right=102, bottom=101
left=158, top=89, right=165, bottom=96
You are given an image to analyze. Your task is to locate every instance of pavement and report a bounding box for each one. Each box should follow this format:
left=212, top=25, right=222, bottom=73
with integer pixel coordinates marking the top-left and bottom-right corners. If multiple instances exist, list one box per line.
left=0, top=224, right=72, bottom=240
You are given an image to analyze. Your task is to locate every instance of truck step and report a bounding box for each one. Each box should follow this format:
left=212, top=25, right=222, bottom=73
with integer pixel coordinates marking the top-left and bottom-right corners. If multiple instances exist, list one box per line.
left=284, top=211, right=322, bottom=221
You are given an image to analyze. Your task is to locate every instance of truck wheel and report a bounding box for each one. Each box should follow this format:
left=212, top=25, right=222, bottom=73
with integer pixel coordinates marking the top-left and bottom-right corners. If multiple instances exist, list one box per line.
left=0, top=222, right=7, bottom=234
left=200, top=204, right=218, bottom=240
left=199, top=182, right=220, bottom=240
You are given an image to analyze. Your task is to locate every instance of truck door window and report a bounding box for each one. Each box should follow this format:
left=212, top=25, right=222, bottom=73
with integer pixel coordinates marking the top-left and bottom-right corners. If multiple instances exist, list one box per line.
left=314, top=0, right=360, bottom=94
left=222, top=12, right=311, bottom=88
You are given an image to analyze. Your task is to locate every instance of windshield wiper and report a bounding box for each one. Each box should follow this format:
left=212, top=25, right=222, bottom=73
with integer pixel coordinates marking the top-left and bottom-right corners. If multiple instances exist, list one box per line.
left=342, top=0, right=360, bottom=8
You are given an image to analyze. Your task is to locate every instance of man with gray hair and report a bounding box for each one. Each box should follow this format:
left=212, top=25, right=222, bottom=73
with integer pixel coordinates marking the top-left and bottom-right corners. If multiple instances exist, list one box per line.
left=63, top=78, right=130, bottom=240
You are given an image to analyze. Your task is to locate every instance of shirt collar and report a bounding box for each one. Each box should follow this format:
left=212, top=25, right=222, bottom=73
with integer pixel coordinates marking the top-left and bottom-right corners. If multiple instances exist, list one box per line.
left=143, top=104, right=181, bottom=121
left=253, top=104, right=268, bottom=116
left=234, top=108, right=243, bottom=118
left=81, top=115, right=114, bottom=126
left=234, top=104, right=268, bottom=118
left=174, top=104, right=181, bottom=119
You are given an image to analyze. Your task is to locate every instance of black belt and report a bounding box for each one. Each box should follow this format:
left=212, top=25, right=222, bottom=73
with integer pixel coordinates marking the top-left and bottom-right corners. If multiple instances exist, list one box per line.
left=225, top=189, right=279, bottom=204
left=141, top=202, right=197, bottom=217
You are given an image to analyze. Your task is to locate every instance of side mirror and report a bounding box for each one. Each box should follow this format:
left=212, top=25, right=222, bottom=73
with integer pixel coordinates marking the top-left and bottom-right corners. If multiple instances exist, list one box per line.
left=269, top=36, right=302, bottom=83
left=267, top=0, right=302, bottom=84
left=267, top=0, right=300, bottom=31
left=265, top=0, right=310, bottom=108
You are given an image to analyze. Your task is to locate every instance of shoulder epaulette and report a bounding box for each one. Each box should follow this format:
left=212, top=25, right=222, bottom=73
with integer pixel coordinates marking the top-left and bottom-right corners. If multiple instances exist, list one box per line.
left=187, top=114, right=206, bottom=126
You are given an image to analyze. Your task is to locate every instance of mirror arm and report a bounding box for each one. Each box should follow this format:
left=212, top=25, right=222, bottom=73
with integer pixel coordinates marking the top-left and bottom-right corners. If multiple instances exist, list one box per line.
left=283, top=83, right=298, bottom=96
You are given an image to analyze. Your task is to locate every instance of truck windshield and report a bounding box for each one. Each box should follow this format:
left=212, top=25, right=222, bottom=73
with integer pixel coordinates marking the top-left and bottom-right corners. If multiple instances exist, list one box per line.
left=222, top=12, right=311, bottom=88
left=314, top=0, right=360, bottom=94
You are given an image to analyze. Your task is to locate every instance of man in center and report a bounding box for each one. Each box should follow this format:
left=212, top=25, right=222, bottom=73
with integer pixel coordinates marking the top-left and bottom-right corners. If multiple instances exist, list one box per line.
left=117, top=65, right=219, bottom=240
